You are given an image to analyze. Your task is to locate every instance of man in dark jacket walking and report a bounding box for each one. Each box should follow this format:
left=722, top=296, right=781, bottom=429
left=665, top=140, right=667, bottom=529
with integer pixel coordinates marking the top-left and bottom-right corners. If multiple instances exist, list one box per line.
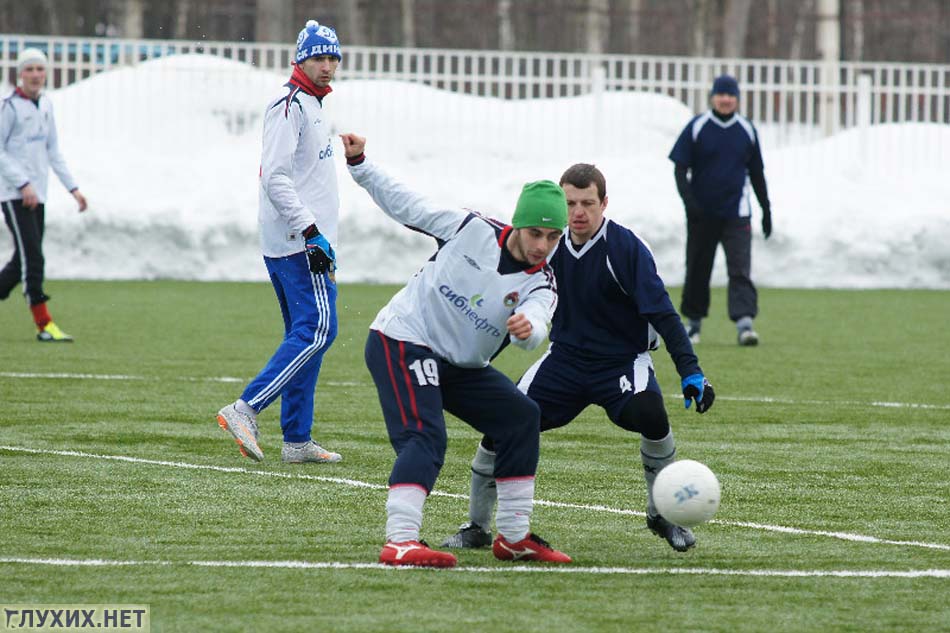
left=669, top=74, right=772, bottom=346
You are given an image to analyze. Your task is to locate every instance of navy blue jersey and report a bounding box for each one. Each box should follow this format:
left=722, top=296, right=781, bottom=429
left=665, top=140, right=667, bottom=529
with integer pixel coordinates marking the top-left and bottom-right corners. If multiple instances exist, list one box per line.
left=668, top=111, right=764, bottom=219
left=548, top=219, right=700, bottom=378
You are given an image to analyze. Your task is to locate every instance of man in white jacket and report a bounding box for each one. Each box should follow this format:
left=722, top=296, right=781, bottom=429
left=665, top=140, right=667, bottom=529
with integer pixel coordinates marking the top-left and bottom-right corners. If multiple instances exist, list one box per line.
left=0, top=48, right=88, bottom=342
left=216, top=20, right=342, bottom=465
left=341, top=132, right=573, bottom=568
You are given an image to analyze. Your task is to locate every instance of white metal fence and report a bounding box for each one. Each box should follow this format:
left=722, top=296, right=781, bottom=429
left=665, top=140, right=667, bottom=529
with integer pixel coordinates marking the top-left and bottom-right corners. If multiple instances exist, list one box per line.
left=2, top=34, right=949, bottom=153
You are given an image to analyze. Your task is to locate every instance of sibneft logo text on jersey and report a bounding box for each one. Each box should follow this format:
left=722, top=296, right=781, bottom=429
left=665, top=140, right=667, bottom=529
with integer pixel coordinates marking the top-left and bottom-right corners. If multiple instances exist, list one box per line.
left=438, top=285, right=502, bottom=337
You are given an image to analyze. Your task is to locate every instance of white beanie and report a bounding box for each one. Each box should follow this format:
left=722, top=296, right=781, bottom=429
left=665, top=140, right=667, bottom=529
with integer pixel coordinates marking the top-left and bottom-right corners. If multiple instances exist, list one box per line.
left=17, top=48, right=48, bottom=72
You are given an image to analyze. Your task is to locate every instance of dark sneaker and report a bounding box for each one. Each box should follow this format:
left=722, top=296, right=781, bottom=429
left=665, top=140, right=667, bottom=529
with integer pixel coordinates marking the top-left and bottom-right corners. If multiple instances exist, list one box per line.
left=441, top=522, right=492, bottom=549
left=492, top=533, right=571, bottom=563
left=647, top=514, right=696, bottom=552
left=738, top=328, right=759, bottom=346
left=687, top=325, right=700, bottom=345
left=379, top=540, right=458, bottom=568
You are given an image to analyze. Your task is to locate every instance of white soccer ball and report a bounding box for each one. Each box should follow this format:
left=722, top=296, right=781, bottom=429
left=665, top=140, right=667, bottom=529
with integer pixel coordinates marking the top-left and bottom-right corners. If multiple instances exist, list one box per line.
left=653, top=459, right=721, bottom=527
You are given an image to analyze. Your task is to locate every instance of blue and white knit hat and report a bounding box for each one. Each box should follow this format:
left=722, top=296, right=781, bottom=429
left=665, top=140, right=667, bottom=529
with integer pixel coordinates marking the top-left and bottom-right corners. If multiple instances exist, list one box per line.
left=295, top=20, right=341, bottom=63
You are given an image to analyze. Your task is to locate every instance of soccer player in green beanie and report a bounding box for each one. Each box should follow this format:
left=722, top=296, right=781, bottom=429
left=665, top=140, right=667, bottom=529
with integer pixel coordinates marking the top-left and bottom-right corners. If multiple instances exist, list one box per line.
left=341, top=132, right=572, bottom=567
left=443, top=163, right=717, bottom=554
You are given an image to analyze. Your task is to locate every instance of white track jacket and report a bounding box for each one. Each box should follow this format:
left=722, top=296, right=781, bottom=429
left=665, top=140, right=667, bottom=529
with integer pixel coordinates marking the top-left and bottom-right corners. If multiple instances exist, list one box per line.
left=0, top=90, right=77, bottom=203
left=258, top=84, right=339, bottom=257
left=349, top=158, right=557, bottom=368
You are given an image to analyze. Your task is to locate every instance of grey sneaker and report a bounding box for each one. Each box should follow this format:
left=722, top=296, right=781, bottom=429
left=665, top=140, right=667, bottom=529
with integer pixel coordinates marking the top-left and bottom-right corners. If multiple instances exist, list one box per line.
left=647, top=514, right=696, bottom=552
left=687, top=326, right=701, bottom=345
left=440, top=522, right=493, bottom=549
left=738, top=328, right=759, bottom=346
left=216, top=404, right=264, bottom=462
left=281, top=440, right=342, bottom=464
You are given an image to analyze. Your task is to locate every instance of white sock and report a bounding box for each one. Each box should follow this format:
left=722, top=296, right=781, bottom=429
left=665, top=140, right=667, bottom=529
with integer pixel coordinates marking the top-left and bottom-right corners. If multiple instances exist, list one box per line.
left=641, top=432, right=676, bottom=517
left=469, top=443, right=497, bottom=530
left=495, top=477, right=534, bottom=543
left=385, top=485, right=427, bottom=543
left=235, top=399, right=257, bottom=419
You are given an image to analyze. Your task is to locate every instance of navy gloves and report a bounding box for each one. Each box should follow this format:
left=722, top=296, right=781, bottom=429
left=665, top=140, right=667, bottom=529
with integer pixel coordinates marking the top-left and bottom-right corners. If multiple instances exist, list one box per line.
left=302, top=224, right=336, bottom=275
left=762, top=208, right=772, bottom=239
left=682, top=373, right=715, bottom=413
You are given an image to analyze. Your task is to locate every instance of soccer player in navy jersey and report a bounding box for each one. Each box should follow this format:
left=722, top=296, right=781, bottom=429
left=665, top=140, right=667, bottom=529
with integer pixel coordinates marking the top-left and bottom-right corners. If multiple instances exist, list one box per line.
left=669, top=74, right=773, bottom=346
left=442, top=163, right=715, bottom=553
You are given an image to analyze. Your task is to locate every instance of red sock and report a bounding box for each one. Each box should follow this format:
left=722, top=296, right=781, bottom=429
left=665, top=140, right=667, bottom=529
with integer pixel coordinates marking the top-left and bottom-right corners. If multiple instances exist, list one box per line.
left=30, top=302, right=52, bottom=329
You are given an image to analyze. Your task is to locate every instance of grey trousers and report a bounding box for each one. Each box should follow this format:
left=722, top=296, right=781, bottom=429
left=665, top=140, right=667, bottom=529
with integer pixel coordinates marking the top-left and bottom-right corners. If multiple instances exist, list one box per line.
left=680, top=216, right=757, bottom=322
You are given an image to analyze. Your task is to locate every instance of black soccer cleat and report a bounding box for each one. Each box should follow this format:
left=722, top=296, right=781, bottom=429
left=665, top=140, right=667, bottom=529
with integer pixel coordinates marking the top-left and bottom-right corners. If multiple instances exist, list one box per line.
left=440, top=522, right=493, bottom=549
left=647, top=514, right=696, bottom=552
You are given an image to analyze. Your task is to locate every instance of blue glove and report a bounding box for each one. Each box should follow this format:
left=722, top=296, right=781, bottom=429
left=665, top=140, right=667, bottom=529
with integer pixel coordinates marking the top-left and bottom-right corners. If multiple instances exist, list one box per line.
left=682, top=373, right=715, bottom=414
left=302, top=224, right=336, bottom=274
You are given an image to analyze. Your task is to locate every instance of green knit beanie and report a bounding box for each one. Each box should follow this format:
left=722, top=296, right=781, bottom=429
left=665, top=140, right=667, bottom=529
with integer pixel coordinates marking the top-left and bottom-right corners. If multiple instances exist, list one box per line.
left=511, top=180, right=568, bottom=230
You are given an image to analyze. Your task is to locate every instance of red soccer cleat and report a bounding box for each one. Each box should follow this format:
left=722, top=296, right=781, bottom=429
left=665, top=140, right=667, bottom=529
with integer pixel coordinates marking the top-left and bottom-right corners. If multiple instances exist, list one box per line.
left=492, top=533, right=572, bottom=563
left=379, top=540, right=458, bottom=568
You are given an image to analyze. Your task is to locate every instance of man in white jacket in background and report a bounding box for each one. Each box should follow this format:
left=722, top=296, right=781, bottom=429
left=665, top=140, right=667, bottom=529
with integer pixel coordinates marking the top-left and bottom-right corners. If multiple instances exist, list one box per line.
left=216, top=20, right=343, bottom=465
left=0, top=48, right=88, bottom=342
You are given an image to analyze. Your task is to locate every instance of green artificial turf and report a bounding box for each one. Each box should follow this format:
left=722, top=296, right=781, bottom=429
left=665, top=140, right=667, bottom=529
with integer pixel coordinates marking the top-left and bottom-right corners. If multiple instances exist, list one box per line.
left=1, top=281, right=947, bottom=632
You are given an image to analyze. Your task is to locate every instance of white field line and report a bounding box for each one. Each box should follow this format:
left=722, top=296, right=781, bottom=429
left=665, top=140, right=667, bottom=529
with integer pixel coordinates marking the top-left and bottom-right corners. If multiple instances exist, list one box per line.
left=2, top=371, right=948, bottom=410
left=0, top=556, right=946, bottom=578
left=1, top=445, right=947, bottom=553
left=0, top=371, right=361, bottom=387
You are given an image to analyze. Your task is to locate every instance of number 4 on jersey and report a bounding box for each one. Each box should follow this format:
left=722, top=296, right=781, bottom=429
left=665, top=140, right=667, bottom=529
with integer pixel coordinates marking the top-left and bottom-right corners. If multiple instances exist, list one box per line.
left=619, top=375, right=632, bottom=394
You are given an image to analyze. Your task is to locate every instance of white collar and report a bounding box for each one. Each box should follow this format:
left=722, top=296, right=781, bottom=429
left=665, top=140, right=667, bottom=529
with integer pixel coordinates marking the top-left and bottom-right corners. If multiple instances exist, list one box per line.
left=563, top=219, right=609, bottom=259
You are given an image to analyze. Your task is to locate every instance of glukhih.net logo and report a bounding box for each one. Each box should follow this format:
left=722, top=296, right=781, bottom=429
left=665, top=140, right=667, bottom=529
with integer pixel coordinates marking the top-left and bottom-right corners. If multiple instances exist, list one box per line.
left=439, top=285, right=502, bottom=337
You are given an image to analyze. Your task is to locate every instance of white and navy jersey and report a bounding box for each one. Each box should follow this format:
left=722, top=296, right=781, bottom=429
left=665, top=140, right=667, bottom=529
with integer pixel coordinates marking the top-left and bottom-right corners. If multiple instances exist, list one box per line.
left=549, top=219, right=700, bottom=378
left=0, top=89, right=77, bottom=202
left=668, top=111, right=764, bottom=219
left=258, top=83, right=339, bottom=258
left=349, top=157, right=556, bottom=368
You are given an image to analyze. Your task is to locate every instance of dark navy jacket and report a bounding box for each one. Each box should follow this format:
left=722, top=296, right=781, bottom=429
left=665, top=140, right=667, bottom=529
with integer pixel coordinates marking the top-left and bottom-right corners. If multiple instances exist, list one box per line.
left=669, top=111, right=765, bottom=219
left=548, top=219, right=700, bottom=378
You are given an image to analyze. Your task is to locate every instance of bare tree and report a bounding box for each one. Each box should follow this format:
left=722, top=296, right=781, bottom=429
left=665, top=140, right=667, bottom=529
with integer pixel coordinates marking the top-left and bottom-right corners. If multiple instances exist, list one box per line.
left=766, top=0, right=780, bottom=56
left=39, top=0, right=60, bottom=35
left=816, top=0, right=840, bottom=62
left=816, top=0, right=841, bottom=135
left=789, top=0, right=814, bottom=59
left=498, top=0, right=514, bottom=51
left=174, top=0, right=191, bottom=40
left=691, top=0, right=714, bottom=57
left=401, top=0, right=416, bottom=47
left=722, top=0, right=753, bottom=58
left=341, top=0, right=366, bottom=45
left=849, top=0, right=864, bottom=60
left=255, top=0, right=292, bottom=43
left=622, top=0, right=643, bottom=54
left=943, top=1, right=950, bottom=63
left=586, top=0, right=610, bottom=54
left=120, top=0, right=145, bottom=39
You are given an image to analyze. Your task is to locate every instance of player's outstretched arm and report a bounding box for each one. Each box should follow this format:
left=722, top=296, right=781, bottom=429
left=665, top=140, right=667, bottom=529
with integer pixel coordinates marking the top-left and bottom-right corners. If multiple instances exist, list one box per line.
left=342, top=132, right=467, bottom=240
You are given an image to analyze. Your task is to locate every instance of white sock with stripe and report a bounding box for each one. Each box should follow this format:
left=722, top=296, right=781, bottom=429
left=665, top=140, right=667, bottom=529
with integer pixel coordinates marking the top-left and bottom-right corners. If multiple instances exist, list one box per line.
left=469, top=443, right=497, bottom=530
left=495, top=477, right=534, bottom=543
left=641, top=431, right=676, bottom=517
left=385, top=485, right=427, bottom=543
